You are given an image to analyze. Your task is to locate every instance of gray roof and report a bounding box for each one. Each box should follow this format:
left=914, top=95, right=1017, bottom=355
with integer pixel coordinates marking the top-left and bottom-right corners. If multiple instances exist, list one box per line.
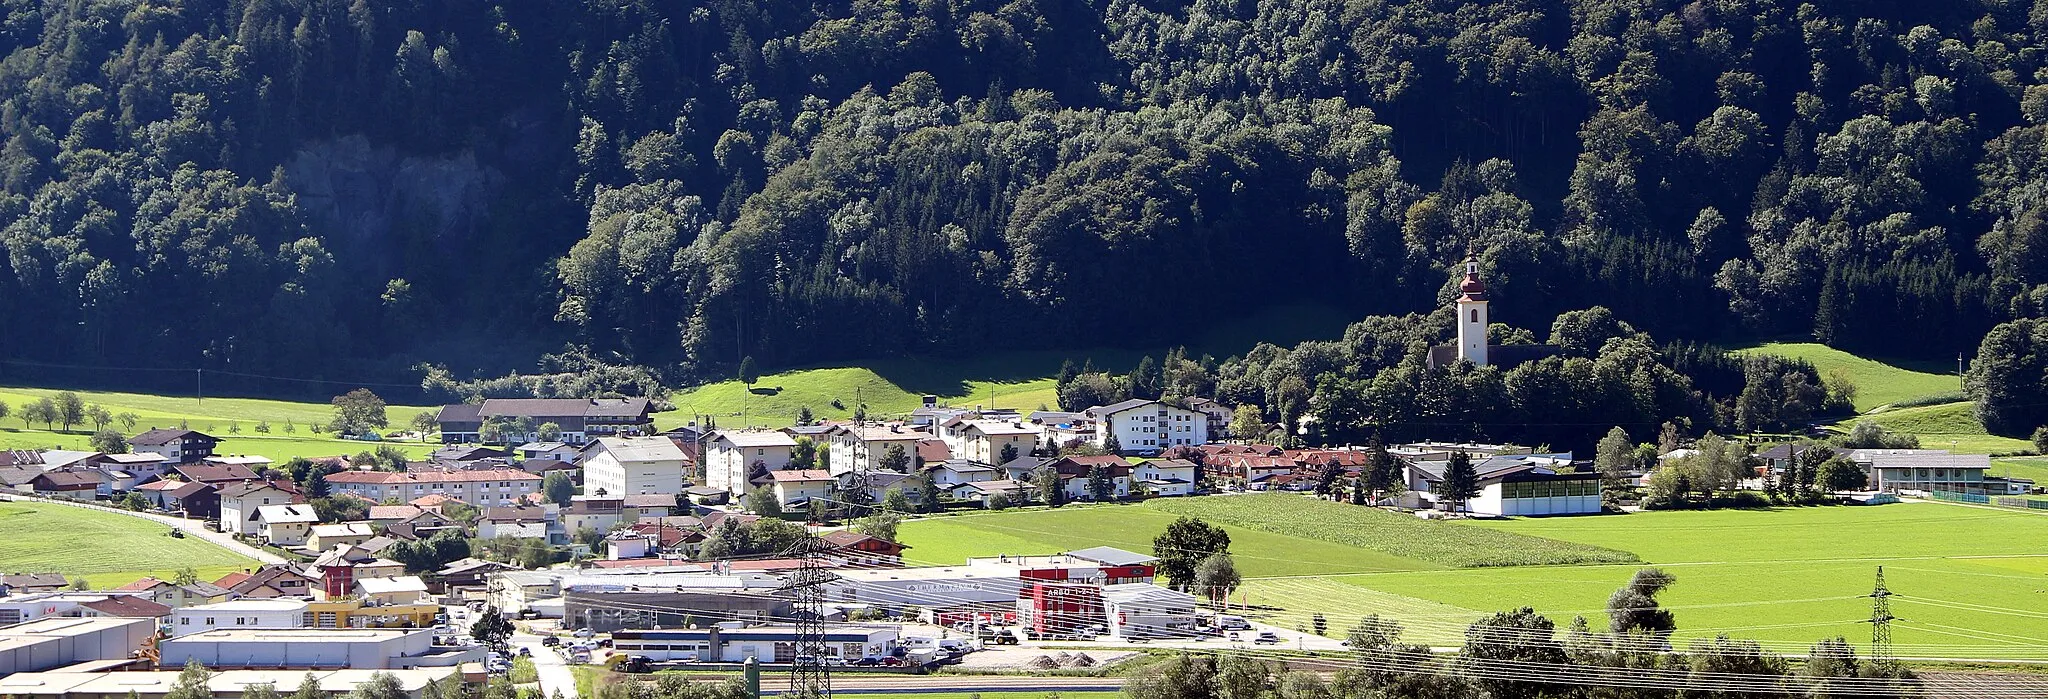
left=711, top=430, right=798, bottom=448
left=593, top=436, right=688, bottom=462
left=130, top=429, right=215, bottom=447
left=1084, top=399, right=1157, bottom=418
left=1067, top=546, right=1157, bottom=566
left=1859, top=452, right=1988, bottom=470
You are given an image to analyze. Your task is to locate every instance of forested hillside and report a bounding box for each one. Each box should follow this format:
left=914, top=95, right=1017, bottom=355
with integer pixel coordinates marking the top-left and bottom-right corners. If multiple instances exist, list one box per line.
left=0, top=0, right=2040, bottom=393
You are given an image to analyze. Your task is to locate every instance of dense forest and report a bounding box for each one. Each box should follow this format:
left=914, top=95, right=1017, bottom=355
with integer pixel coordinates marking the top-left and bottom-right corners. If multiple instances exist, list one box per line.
left=0, top=0, right=2042, bottom=398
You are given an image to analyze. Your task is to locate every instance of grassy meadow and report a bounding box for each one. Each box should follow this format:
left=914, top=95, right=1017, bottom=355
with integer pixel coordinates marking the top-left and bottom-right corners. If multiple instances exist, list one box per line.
left=1731, top=342, right=1959, bottom=411
left=901, top=496, right=2048, bottom=660
left=0, top=385, right=440, bottom=460
left=0, top=500, right=258, bottom=587
left=1858, top=401, right=2033, bottom=455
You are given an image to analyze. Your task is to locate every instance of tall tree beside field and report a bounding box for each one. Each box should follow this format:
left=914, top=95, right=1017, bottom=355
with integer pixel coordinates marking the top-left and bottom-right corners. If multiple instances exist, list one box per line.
left=916, top=474, right=943, bottom=514
left=409, top=412, right=438, bottom=441
left=1816, top=459, right=1866, bottom=493
left=0, top=401, right=11, bottom=427
left=1366, top=438, right=1399, bottom=502
left=91, top=429, right=129, bottom=454
left=23, top=398, right=55, bottom=430
left=1153, top=516, right=1231, bottom=591
left=118, top=413, right=138, bottom=431
left=1595, top=427, right=1634, bottom=481
left=1967, top=319, right=2048, bottom=436
left=739, top=356, right=759, bottom=390
left=1440, top=452, right=1479, bottom=513
left=1193, top=552, right=1241, bottom=607
left=54, top=392, right=84, bottom=432
left=86, top=404, right=111, bottom=431
left=331, top=389, right=388, bottom=436
left=1606, top=568, right=1677, bottom=639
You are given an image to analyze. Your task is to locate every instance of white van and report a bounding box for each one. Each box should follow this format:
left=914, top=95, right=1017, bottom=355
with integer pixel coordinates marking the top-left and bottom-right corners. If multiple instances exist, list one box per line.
left=1215, top=615, right=1252, bottom=630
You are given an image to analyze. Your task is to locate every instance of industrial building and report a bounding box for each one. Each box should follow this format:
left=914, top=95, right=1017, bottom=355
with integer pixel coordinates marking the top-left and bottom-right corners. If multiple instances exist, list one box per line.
left=610, top=625, right=900, bottom=663
left=0, top=668, right=464, bottom=698
left=0, top=617, right=155, bottom=676
left=562, top=574, right=792, bottom=632
left=158, top=628, right=483, bottom=670
left=1101, top=583, right=1199, bottom=639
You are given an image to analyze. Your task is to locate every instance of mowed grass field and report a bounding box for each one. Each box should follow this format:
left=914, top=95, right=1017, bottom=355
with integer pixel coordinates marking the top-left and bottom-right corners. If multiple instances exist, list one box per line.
left=0, top=385, right=440, bottom=460
left=1859, top=401, right=2033, bottom=455
left=1732, top=342, right=1959, bottom=411
left=902, top=497, right=2048, bottom=660
left=0, top=500, right=257, bottom=588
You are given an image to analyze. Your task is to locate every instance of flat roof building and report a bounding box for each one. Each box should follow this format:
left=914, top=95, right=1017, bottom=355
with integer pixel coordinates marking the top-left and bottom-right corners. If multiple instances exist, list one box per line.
left=159, top=628, right=482, bottom=670
left=0, top=668, right=464, bottom=699
left=0, top=617, right=155, bottom=676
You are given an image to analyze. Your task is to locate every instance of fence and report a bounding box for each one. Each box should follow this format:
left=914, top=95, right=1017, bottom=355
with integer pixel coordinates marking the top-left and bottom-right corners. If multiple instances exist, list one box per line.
left=1926, top=489, right=2048, bottom=510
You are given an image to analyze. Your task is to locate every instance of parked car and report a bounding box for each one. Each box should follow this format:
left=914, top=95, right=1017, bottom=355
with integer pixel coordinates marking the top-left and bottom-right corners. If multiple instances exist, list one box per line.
left=851, top=657, right=881, bottom=667
left=1254, top=631, right=1280, bottom=644
left=572, top=627, right=595, bottom=639
left=1227, top=632, right=1241, bottom=642
left=518, top=647, right=532, bottom=657
left=541, top=636, right=561, bottom=647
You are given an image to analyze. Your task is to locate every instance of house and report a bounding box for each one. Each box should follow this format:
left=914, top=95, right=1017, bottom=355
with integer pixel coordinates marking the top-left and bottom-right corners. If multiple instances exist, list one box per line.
left=1028, top=411, right=1095, bottom=451
left=431, top=445, right=512, bottom=462
left=942, top=420, right=1041, bottom=465
left=307, top=522, right=377, bottom=551
left=216, top=565, right=320, bottom=599
left=819, top=531, right=910, bottom=567
left=1, top=573, right=70, bottom=593
left=858, top=470, right=921, bottom=506
left=582, top=436, right=691, bottom=497
left=515, top=442, right=580, bottom=463
left=1132, top=459, right=1199, bottom=496
left=369, top=504, right=428, bottom=524
left=30, top=469, right=103, bottom=500
left=355, top=576, right=432, bottom=605
left=139, top=479, right=219, bottom=517
left=476, top=505, right=553, bottom=540
left=826, top=424, right=928, bottom=475
left=256, top=504, right=320, bottom=546
left=704, top=430, right=798, bottom=496
left=1182, top=398, right=1235, bottom=440
left=175, top=462, right=262, bottom=485
left=118, top=577, right=232, bottom=608
left=1046, top=455, right=1133, bottom=500
left=435, top=397, right=654, bottom=445
left=77, top=595, right=176, bottom=622
left=914, top=438, right=952, bottom=467
left=87, top=452, right=171, bottom=482
left=1084, top=399, right=1208, bottom=455
left=218, top=481, right=297, bottom=536
left=1850, top=450, right=1990, bottom=492
left=326, top=467, right=542, bottom=506
left=170, top=599, right=309, bottom=636
left=999, top=455, right=1054, bottom=481
left=925, top=459, right=999, bottom=487
left=769, top=470, right=837, bottom=507
left=0, top=464, right=41, bottom=493
left=129, top=429, right=220, bottom=463
left=948, top=479, right=1033, bottom=506
left=435, top=559, right=518, bottom=592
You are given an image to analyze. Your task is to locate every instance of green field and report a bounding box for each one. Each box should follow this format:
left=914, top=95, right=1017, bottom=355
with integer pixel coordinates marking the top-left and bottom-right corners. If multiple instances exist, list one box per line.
left=1148, top=495, right=1636, bottom=567
left=0, top=500, right=258, bottom=588
left=1733, top=342, right=1959, bottom=411
left=1859, top=402, right=2033, bottom=455
left=662, top=303, right=1352, bottom=429
left=1989, top=457, right=2048, bottom=485
left=0, top=385, right=440, bottom=460
left=901, top=498, right=2048, bottom=660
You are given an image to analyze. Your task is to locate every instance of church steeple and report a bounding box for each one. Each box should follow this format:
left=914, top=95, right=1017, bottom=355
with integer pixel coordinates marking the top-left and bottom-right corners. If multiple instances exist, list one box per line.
left=1456, top=247, right=1489, bottom=366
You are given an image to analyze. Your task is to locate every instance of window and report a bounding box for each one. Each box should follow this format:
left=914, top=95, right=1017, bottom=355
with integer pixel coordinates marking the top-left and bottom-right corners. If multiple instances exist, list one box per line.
left=1470, top=309, right=1479, bottom=323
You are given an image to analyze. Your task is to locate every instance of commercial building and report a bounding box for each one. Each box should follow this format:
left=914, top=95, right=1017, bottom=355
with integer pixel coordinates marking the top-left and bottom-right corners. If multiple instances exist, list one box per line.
left=0, top=617, right=155, bottom=676
left=1101, top=583, right=1198, bottom=639
left=610, top=625, right=900, bottom=663
left=171, top=599, right=310, bottom=637
left=562, top=573, right=792, bottom=632
left=159, top=628, right=482, bottom=670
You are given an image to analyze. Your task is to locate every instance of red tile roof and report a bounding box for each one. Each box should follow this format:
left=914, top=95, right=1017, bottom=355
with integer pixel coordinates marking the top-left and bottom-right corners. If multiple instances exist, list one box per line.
left=79, top=596, right=173, bottom=618
left=328, top=467, right=540, bottom=484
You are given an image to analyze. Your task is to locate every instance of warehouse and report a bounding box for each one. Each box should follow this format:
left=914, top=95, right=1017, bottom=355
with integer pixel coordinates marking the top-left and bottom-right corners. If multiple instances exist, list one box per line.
left=611, top=625, right=900, bottom=663
left=159, top=628, right=482, bottom=670
left=0, top=617, right=155, bottom=676
left=1101, top=583, right=1198, bottom=639
left=0, top=668, right=464, bottom=698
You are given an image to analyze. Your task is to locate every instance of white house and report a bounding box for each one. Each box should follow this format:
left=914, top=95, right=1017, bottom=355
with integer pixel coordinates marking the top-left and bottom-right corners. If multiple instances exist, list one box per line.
left=924, top=460, right=998, bottom=487
left=769, top=470, right=837, bottom=507
left=255, top=504, right=320, bottom=547
left=826, top=425, right=927, bottom=475
left=582, top=436, right=691, bottom=497
left=356, top=576, right=432, bottom=605
left=705, top=431, right=798, bottom=496
left=171, top=599, right=309, bottom=637
left=1132, top=459, right=1199, bottom=496
left=1182, top=399, right=1234, bottom=440
left=477, top=505, right=553, bottom=540
left=516, top=442, right=582, bottom=463
left=1084, top=400, right=1208, bottom=455
left=943, top=420, right=1040, bottom=465
left=218, top=482, right=294, bottom=536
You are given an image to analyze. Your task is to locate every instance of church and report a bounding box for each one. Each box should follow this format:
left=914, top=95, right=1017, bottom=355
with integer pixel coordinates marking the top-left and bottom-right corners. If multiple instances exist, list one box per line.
left=1426, top=250, right=1561, bottom=370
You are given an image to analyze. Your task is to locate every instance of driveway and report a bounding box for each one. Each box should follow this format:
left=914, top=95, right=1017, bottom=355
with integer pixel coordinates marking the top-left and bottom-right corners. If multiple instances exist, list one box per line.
left=0, top=494, right=286, bottom=565
left=514, top=630, right=581, bottom=698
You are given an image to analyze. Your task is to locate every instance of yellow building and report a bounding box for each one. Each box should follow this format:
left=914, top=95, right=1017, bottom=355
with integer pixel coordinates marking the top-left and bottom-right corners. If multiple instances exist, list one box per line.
left=303, top=599, right=438, bottom=629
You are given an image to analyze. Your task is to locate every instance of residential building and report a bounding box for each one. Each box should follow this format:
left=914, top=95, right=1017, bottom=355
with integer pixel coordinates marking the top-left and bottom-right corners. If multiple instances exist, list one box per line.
left=947, top=479, right=1032, bottom=506
left=1084, top=400, right=1208, bottom=455
left=355, top=576, right=432, bottom=605
left=476, top=505, right=553, bottom=540
left=136, top=479, right=218, bottom=517
left=1, top=573, right=71, bottom=594
left=703, top=430, right=797, bottom=496
left=215, top=565, right=320, bottom=599
left=171, top=599, right=310, bottom=636
left=1027, top=411, right=1095, bottom=451
left=219, top=481, right=296, bottom=536
left=769, top=470, right=836, bottom=507
left=129, top=429, right=221, bottom=463
left=176, top=462, right=263, bottom=485
left=582, top=436, right=691, bottom=497
left=325, top=468, right=541, bottom=506
left=943, top=420, right=1040, bottom=465
left=826, top=424, right=928, bottom=475
left=435, top=397, right=654, bottom=444
left=925, top=459, right=998, bottom=487
left=307, top=522, right=377, bottom=551
left=255, top=504, right=320, bottom=546
left=820, top=531, right=910, bottom=567
left=0, top=591, right=168, bottom=625
left=1183, top=398, right=1235, bottom=439
left=515, top=442, right=580, bottom=462
left=86, top=452, right=171, bottom=482
left=1132, top=459, right=1199, bottom=496
left=29, top=469, right=101, bottom=500
left=1046, top=455, right=1133, bottom=500
left=118, top=578, right=232, bottom=609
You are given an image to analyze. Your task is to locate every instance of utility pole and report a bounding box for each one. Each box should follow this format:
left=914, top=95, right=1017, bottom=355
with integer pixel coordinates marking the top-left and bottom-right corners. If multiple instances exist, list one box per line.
left=781, top=530, right=839, bottom=699
left=196, top=368, right=203, bottom=404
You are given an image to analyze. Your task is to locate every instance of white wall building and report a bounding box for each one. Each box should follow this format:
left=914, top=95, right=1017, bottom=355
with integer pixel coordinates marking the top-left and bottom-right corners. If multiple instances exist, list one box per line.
left=218, top=483, right=293, bottom=536
left=704, top=431, right=798, bottom=496
left=582, top=436, right=692, bottom=497
left=171, top=599, right=310, bottom=637
left=1102, top=583, right=1198, bottom=639
left=827, top=425, right=927, bottom=475
left=947, top=420, right=1040, bottom=464
left=1461, top=473, right=1601, bottom=516
left=1132, top=459, right=1199, bottom=496
left=1084, top=400, right=1207, bottom=454
left=255, top=504, right=320, bottom=546
left=159, top=628, right=481, bottom=670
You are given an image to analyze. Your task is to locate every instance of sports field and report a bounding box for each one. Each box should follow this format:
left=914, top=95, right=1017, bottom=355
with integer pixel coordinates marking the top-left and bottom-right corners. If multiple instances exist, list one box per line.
left=0, top=500, right=258, bottom=588
left=0, top=385, right=439, bottom=460
left=898, top=495, right=2048, bottom=661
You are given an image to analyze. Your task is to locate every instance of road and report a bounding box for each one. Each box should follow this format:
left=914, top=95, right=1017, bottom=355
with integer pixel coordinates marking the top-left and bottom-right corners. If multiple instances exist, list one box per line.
left=0, top=493, right=286, bottom=564
left=514, top=631, right=581, bottom=698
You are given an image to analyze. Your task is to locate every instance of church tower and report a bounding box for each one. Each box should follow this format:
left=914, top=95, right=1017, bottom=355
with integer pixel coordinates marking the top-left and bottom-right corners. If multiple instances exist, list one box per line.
left=1456, top=249, right=1488, bottom=366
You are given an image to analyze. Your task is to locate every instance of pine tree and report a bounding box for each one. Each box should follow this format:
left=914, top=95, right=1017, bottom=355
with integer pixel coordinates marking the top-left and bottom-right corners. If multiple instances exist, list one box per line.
left=1441, top=451, right=1480, bottom=513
